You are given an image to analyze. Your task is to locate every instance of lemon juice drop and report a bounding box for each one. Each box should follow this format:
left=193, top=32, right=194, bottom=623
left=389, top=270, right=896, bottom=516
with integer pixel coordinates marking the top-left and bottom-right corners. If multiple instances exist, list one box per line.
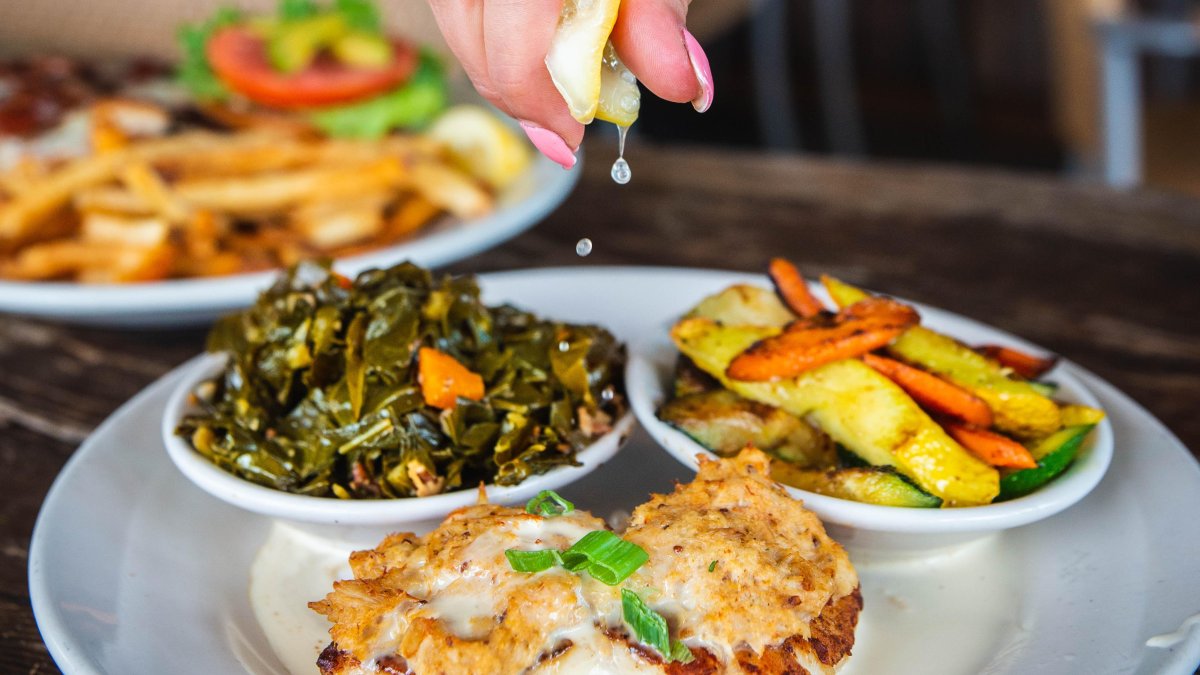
left=611, top=125, right=631, bottom=184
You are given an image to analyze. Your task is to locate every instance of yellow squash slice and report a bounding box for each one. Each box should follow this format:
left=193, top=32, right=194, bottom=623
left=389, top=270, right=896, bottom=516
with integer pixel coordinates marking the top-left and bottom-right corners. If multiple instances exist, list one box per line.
left=671, top=317, right=999, bottom=506
left=821, top=275, right=1062, bottom=439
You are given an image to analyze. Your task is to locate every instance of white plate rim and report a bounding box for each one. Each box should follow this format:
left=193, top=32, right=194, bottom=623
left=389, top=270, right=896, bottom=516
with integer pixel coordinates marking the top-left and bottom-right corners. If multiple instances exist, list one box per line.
left=26, top=266, right=1200, bottom=675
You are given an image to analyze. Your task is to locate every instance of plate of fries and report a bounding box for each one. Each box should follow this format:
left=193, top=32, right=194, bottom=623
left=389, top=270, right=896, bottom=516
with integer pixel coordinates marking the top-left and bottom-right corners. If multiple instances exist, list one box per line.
left=0, top=103, right=576, bottom=326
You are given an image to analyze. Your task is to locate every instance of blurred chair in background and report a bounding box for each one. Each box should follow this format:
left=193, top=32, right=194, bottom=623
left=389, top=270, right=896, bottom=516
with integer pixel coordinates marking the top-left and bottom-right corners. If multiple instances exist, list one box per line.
left=1046, top=0, right=1200, bottom=190
left=748, top=0, right=972, bottom=156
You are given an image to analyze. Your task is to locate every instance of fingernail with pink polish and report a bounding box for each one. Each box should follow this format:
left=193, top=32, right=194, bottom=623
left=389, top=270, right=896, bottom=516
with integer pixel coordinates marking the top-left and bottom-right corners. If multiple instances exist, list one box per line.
left=683, top=29, right=714, bottom=113
left=519, top=121, right=576, bottom=170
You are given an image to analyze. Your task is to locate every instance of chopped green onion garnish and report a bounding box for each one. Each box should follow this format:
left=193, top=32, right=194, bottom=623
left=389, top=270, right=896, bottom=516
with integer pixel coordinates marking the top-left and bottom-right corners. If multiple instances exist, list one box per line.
left=561, top=530, right=648, bottom=585
left=621, top=588, right=693, bottom=663
left=708, top=560, right=718, bottom=572
left=621, top=589, right=668, bottom=656
left=504, top=549, right=562, bottom=573
left=525, top=490, right=575, bottom=517
left=669, top=641, right=695, bottom=663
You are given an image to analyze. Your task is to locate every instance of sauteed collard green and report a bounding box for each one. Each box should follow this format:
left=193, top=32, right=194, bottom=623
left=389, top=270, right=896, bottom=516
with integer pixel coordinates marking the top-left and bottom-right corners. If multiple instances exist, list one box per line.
left=176, top=261, right=626, bottom=499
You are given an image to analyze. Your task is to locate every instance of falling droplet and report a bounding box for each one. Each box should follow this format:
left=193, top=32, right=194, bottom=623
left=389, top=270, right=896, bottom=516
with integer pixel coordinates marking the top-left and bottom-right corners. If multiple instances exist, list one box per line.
left=575, top=238, right=592, bottom=256
left=611, top=124, right=631, bottom=185
left=610, top=158, right=631, bottom=185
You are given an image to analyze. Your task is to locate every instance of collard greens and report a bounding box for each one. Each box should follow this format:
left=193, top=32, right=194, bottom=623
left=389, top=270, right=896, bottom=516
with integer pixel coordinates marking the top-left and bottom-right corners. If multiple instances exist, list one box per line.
left=177, top=261, right=626, bottom=498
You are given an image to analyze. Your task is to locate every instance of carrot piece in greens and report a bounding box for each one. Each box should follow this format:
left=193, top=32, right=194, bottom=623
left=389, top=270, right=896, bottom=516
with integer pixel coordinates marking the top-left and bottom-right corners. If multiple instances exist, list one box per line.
left=418, top=347, right=484, bottom=409
left=768, top=257, right=825, bottom=318
left=862, top=352, right=993, bottom=428
left=943, top=422, right=1037, bottom=469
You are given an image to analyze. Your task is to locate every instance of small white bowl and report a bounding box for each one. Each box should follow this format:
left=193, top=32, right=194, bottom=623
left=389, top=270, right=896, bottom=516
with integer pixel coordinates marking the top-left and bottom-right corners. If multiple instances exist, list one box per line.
left=163, top=353, right=635, bottom=546
left=627, top=338, right=1114, bottom=562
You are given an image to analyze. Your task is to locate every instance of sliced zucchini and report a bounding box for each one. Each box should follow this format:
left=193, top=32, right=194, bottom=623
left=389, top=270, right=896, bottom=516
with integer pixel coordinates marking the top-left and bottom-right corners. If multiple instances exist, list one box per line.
left=836, top=443, right=870, bottom=468
left=998, top=424, right=1095, bottom=500
left=671, top=355, right=719, bottom=398
left=771, top=464, right=943, bottom=508
left=1028, top=381, right=1059, bottom=398
left=670, top=317, right=999, bottom=506
left=657, top=389, right=836, bottom=467
left=822, top=275, right=1061, bottom=439
left=686, top=284, right=797, bottom=327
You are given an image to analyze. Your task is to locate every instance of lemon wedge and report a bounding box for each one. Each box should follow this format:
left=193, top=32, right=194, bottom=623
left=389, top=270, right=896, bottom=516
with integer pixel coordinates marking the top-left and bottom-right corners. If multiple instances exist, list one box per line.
left=595, top=42, right=640, bottom=127
left=427, top=105, right=533, bottom=190
left=545, top=0, right=639, bottom=127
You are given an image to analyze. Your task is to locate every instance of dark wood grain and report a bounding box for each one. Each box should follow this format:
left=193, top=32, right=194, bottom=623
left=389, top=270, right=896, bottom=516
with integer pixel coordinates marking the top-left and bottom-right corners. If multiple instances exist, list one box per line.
left=3, top=140, right=1198, bottom=672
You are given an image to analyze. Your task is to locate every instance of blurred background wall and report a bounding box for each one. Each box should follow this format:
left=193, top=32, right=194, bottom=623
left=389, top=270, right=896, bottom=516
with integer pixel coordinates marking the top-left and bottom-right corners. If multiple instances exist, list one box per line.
left=4, top=0, right=1200, bottom=195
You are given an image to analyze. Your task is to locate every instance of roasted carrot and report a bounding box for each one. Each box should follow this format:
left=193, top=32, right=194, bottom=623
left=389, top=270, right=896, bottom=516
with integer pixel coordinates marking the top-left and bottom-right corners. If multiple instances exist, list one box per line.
left=840, top=296, right=919, bottom=325
left=418, top=347, right=485, bottom=409
left=862, top=353, right=994, bottom=428
left=727, top=297, right=919, bottom=381
left=768, top=257, right=824, bottom=318
left=978, top=344, right=1059, bottom=379
left=943, top=422, right=1037, bottom=469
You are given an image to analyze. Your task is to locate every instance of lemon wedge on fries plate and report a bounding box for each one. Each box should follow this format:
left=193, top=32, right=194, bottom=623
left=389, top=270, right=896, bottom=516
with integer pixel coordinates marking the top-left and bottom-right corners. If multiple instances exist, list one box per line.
left=427, top=105, right=533, bottom=190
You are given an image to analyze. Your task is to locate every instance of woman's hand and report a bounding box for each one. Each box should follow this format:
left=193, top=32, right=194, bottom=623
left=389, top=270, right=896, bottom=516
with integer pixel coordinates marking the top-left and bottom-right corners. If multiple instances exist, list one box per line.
left=426, top=0, right=713, bottom=168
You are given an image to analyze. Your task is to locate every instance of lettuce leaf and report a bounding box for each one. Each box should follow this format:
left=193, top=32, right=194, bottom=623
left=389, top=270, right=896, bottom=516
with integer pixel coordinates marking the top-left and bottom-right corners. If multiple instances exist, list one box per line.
left=176, top=7, right=242, bottom=100
left=308, top=51, right=447, bottom=138
left=334, top=0, right=380, bottom=32
left=278, top=0, right=320, bottom=21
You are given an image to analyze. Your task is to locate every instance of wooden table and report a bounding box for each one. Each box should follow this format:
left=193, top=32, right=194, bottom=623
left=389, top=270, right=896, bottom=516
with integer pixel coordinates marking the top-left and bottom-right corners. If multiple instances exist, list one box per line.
left=3, top=141, right=1199, bottom=672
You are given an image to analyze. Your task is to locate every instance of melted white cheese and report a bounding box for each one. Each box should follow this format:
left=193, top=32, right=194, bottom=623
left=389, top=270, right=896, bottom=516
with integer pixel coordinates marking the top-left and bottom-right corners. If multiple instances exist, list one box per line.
left=367, top=513, right=668, bottom=673
left=249, top=521, right=355, bottom=675
left=418, top=514, right=600, bottom=639
left=421, top=591, right=496, bottom=640
left=534, top=620, right=661, bottom=675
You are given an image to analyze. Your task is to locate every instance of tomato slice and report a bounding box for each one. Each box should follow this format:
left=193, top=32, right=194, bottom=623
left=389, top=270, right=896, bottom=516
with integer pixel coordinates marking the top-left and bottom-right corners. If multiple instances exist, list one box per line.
left=206, top=27, right=417, bottom=109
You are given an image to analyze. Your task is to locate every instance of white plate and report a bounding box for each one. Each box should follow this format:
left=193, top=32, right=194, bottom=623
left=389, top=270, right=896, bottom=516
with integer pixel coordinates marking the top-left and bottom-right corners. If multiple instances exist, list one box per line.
left=0, top=154, right=577, bottom=327
left=29, top=268, right=1200, bottom=674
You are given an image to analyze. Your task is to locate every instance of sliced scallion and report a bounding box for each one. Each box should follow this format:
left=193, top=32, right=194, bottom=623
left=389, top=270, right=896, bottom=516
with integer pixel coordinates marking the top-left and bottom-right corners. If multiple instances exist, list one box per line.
left=561, top=530, right=648, bottom=585
left=504, top=548, right=562, bottom=573
left=525, top=490, right=575, bottom=517
left=621, top=588, right=693, bottom=663
left=669, top=640, right=695, bottom=663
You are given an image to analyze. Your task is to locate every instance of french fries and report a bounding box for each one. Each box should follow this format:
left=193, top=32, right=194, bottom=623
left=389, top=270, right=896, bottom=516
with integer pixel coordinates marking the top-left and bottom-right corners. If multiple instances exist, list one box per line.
left=0, top=100, right=499, bottom=283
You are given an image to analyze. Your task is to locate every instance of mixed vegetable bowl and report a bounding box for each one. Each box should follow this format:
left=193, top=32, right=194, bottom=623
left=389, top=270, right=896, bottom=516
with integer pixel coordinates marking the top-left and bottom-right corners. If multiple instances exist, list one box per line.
left=657, top=259, right=1105, bottom=508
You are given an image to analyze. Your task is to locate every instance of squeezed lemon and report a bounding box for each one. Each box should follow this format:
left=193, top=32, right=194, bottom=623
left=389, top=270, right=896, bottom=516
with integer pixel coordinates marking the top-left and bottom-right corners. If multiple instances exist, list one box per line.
left=595, top=43, right=640, bottom=127
left=545, top=0, right=641, bottom=183
left=546, top=0, right=640, bottom=127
